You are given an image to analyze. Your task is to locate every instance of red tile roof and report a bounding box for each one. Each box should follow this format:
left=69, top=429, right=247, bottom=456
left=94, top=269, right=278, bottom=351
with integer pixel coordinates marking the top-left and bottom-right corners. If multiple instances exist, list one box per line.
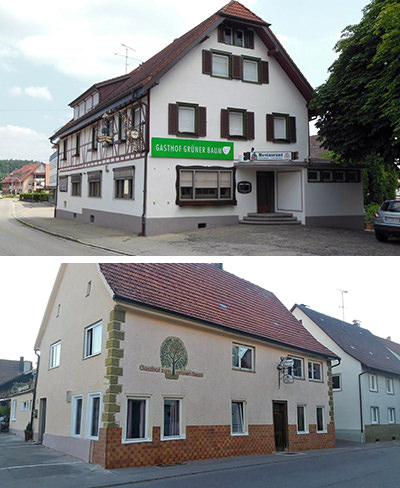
left=99, top=264, right=336, bottom=358
left=52, top=2, right=313, bottom=140
left=1, top=163, right=40, bottom=184
left=295, top=305, right=400, bottom=375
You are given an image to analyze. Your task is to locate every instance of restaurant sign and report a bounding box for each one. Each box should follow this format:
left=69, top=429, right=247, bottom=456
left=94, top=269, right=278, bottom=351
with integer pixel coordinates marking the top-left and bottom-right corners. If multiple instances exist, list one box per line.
left=152, top=137, right=234, bottom=160
left=251, top=151, right=292, bottom=161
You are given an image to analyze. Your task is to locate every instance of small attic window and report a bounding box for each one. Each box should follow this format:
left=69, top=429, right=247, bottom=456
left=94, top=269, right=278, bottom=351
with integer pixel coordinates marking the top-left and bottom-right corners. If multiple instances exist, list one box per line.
left=350, top=346, right=356, bottom=349
left=320, top=318, right=324, bottom=321
left=273, top=321, right=279, bottom=327
left=219, top=303, right=228, bottom=309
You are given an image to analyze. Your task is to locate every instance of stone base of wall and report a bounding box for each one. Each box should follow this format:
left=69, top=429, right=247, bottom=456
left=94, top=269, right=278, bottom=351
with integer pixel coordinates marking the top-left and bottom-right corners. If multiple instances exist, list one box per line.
left=92, top=423, right=336, bottom=469
left=288, top=423, right=336, bottom=452
left=365, top=424, right=400, bottom=443
left=305, top=215, right=364, bottom=230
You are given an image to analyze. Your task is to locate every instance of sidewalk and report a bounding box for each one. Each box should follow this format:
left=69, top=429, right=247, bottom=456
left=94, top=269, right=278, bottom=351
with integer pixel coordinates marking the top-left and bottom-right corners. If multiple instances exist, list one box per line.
left=1, top=433, right=399, bottom=488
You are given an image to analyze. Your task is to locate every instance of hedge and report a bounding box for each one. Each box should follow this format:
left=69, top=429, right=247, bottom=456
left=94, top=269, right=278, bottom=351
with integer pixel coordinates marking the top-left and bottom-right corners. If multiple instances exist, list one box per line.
left=19, top=192, right=49, bottom=202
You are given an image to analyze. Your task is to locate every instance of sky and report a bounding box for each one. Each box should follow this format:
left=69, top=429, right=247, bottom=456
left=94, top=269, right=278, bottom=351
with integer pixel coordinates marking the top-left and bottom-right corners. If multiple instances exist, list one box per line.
left=1, top=256, right=399, bottom=366
left=0, top=0, right=369, bottom=162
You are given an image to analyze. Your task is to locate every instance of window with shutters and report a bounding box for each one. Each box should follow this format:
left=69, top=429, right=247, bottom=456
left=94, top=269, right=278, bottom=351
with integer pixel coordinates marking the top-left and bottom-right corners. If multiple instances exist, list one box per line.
left=88, top=171, right=102, bottom=198
left=217, top=24, right=254, bottom=49
left=176, top=167, right=236, bottom=205
left=91, top=125, right=98, bottom=151
left=73, top=133, right=80, bottom=157
left=266, top=113, right=296, bottom=143
left=168, top=103, right=206, bottom=137
left=71, top=174, right=82, bottom=196
left=221, top=108, right=254, bottom=140
left=114, top=166, right=135, bottom=200
left=212, top=51, right=231, bottom=78
left=242, top=58, right=259, bottom=83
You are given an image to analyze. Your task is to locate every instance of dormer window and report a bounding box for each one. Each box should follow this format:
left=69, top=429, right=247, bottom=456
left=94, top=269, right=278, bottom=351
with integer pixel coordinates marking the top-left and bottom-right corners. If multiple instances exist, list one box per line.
left=218, top=24, right=254, bottom=49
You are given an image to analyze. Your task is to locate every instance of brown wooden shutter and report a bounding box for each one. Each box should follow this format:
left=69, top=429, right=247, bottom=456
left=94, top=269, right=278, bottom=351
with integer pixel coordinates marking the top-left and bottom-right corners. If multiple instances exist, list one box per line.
left=246, top=112, right=255, bottom=140
left=202, top=50, right=212, bottom=75
left=261, top=61, right=269, bottom=84
left=244, top=30, right=254, bottom=49
left=266, top=114, right=274, bottom=141
left=221, top=109, right=229, bottom=138
left=218, top=25, right=225, bottom=43
left=289, top=117, right=297, bottom=143
left=168, top=103, right=179, bottom=135
left=198, top=106, right=207, bottom=137
left=232, top=56, right=243, bottom=80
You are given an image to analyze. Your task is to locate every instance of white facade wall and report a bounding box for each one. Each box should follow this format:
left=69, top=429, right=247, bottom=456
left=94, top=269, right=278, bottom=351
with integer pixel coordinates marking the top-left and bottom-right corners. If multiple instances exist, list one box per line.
left=305, top=181, right=364, bottom=218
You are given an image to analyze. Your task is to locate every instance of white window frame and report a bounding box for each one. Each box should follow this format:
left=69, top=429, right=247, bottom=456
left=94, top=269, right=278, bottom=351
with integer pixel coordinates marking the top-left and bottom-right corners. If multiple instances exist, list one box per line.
left=86, top=392, right=101, bottom=440
left=332, top=373, right=342, bottom=391
left=178, top=105, right=196, bottom=134
left=21, top=400, right=31, bottom=411
left=123, top=395, right=151, bottom=443
left=288, top=357, right=304, bottom=379
left=161, top=397, right=185, bottom=441
left=231, top=400, right=248, bottom=436
left=388, top=408, right=396, bottom=424
left=212, top=52, right=230, bottom=78
left=49, top=340, right=61, bottom=369
left=297, top=404, right=308, bottom=434
left=386, top=377, right=394, bottom=395
left=316, top=406, right=326, bottom=433
left=369, top=374, right=378, bottom=392
left=370, top=406, right=379, bottom=424
left=273, top=115, right=288, bottom=140
left=229, top=110, right=244, bottom=137
left=71, top=394, right=83, bottom=437
left=242, top=58, right=259, bottom=83
left=84, top=321, right=102, bottom=358
left=11, top=400, right=17, bottom=421
left=308, top=361, right=323, bottom=382
left=232, top=343, right=254, bottom=372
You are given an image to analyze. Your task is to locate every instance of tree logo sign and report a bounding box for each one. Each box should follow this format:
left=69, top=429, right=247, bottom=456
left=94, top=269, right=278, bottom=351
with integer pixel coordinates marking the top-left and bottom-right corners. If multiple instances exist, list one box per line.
left=160, top=337, right=188, bottom=380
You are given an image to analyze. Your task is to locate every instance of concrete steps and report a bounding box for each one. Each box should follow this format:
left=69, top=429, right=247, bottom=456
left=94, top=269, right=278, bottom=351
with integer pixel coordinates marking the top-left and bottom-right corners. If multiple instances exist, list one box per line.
left=240, top=212, right=301, bottom=225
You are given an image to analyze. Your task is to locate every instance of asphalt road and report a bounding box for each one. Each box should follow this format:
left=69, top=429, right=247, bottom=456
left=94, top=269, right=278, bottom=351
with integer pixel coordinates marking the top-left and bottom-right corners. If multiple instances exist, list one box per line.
left=0, top=199, right=118, bottom=256
left=1, top=433, right=399, bottom=488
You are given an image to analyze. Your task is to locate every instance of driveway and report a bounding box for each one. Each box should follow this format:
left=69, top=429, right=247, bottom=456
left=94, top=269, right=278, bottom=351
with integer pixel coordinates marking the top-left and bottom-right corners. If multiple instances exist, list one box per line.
left=6, top=199, right=400, bottom=256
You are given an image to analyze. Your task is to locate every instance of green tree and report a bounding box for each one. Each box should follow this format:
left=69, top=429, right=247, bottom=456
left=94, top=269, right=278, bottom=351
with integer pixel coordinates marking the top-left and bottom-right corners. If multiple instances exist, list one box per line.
left=312, top=0, right=400, bottom=170
left=160, top=337, right=188, bottom=378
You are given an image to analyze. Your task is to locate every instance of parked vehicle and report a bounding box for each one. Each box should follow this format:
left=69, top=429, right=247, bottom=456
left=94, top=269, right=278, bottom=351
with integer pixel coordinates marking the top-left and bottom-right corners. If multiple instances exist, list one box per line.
left=374, top=200, right=400, bottom=241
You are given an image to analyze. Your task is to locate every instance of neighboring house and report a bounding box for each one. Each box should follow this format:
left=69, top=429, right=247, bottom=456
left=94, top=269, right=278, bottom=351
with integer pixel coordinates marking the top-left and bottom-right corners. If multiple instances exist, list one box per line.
left=33, top=263, right=337, bottom=468
left=49, top=1, right=364, bottom=236
left=49, top=151, right=58, bottom=190
left=0, top=357, right=32, bottom=385
left=292, top=304, right=400, bottom=443
left=1, top=163, right=49, bottom=195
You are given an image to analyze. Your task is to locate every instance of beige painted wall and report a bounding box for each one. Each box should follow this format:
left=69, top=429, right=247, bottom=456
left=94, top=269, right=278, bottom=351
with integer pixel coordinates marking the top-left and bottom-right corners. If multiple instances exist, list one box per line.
left=34, top=264, right=114, bottom=438
left=9, top=391, right=33, bottom=437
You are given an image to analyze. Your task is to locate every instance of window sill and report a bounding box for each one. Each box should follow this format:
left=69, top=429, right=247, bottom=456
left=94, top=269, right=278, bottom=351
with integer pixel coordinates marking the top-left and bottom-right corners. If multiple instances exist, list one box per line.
left=160, top=434, right=186, bottom=441
left=122, top=437, right=153, bottom=444
left=83, top=352, right=101, bottom=360
left=232, top=367, right=255, bottom=373
left=296, top=431, right=309, bottom=435
left=317, top=430, right=327, bottom=434
left=231, top=431, right=249, bottom=436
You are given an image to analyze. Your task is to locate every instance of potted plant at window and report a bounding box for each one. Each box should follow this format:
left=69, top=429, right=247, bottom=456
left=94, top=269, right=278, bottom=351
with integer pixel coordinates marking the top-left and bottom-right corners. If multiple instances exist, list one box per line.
left=24, top=422, right=33, bottom=441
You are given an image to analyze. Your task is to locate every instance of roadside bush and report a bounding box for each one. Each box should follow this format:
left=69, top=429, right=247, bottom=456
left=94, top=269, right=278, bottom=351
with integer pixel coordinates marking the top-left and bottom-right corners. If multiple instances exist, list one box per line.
left=364, top=203, right=380, bottom=228
left=19, top=192, right=49, bottom=202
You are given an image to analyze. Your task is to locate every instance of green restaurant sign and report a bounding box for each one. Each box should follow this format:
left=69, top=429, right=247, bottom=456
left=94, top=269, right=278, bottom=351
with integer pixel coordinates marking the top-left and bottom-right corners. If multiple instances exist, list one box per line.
left=151, top=137, right=234, bottom=160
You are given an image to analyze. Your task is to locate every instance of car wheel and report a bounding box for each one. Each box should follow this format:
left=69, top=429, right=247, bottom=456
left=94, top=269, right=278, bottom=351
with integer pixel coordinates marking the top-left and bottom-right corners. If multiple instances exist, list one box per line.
left=375, top=232, right=388, bottom=242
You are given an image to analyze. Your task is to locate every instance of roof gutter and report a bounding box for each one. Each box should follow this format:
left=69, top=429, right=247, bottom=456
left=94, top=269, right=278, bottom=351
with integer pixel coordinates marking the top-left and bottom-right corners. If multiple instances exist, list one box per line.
left=112, top=294, right=338, bottom=361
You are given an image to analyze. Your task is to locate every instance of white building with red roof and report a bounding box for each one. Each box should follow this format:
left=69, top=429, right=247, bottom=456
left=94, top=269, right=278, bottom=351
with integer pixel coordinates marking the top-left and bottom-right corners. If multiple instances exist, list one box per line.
left=33, top=263, right=337, bottom=468
left=50, top=1, right=364, bottom=236
left=1, top=162, right=49, bottom=195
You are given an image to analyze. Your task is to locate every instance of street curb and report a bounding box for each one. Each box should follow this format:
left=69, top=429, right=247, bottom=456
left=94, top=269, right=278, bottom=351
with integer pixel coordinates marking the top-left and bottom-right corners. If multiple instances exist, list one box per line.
left=12, top=205, right=133, bottom=256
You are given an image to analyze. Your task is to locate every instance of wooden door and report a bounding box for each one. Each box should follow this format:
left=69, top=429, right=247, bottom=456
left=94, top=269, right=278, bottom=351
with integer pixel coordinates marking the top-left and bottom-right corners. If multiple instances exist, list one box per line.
left=257, top=172, right=274, bottom=213
left=273, top=401, right=288, bottom=451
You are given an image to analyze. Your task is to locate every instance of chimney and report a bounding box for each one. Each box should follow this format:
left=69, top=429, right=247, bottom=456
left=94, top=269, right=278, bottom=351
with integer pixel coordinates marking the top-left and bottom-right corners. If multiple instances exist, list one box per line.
left=215, top=263, right=223, bottom=270
left=387, top=336, right=391, bottom=341
left=19, top=356, right=24, bottom=373
left=352, top=320, right=361, bottom=327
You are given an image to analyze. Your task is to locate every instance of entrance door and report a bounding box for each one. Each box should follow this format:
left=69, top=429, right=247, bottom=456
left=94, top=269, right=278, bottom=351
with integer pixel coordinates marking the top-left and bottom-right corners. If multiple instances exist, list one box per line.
left=257, top=172, right=274, bottom=213
left=273, top=401, right=288, bottom=451
left=38, top=398, right=47, bottom=443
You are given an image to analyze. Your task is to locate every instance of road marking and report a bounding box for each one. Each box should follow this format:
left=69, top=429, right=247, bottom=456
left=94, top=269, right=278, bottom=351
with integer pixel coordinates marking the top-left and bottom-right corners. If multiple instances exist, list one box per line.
left=0, top=461, right=84, bottom=471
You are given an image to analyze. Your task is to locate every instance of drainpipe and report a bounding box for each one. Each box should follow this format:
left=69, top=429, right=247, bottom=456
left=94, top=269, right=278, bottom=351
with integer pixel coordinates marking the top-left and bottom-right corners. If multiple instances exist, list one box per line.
left=140, top=94, right=150, bottom=237
left=358, top=369, right=371, bottom=442
left=31, top=349, right=40, bottom=435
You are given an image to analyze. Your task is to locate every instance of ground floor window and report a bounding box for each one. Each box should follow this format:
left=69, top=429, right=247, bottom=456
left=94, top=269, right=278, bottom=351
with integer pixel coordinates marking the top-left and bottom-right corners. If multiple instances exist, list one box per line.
left=163, top=398, right=182, bottom=439
left=177, top=166, right=235, bottom=205
left=11, top=400, right=17, bottom=421
left=231, top=400, right=247, bottom=435
left=88, top=171, right=102, bottom=198
left=316, top=406, right=325, bottom=432
left=71, top=395, right=83, bottom=437
left=297, top=404, right=307, bottom=433
left=71, top=174, right=82, bottom=196
left=388, top=407, right=396, bottom=424
left=371, top=406, right=379, bottom=424
left=114, top=166, right=135, bottom=199
left=126, top=397, right=148, bottom=441
left=87, top=393, right=101, bottom=439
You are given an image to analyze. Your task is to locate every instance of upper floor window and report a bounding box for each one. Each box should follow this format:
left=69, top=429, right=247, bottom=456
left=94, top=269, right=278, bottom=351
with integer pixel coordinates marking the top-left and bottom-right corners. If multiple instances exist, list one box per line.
left=49, top=340, right=61, bottom=369
left=168, top=103, right=207, bottom=137
left=221, top=108, right=254, bottom=140
left=84, top=321, right=102, bottom=358
left=332, top=374, right=341, bottom=391
left=212, top=52, right=231, bottom=78
left=369, top=374, right=378, bottom=392
left=73, top=133, right=80, bottom=157
left=62, top=139, right=68, bottom=160
left=232, top=343, right=254, bottom=371
left=288, top=357, right=304, bottom=379
left=133, top=106, right=141, bottom=129
left=308, top=361, right=322, bottom=381
left=217, top=24, right=254, bottom=49
left=91, top=125, right=98, bottom=151
left=386, top=378, right=394, bottom=394
left=266, top=113, right=297, bottom=143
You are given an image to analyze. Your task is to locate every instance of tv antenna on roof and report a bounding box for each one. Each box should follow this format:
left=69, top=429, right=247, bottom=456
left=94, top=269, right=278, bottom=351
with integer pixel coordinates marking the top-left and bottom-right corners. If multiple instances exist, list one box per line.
left=337, top=289, right=349, bottom=322
left=114, top=43, right=138, bottom=74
